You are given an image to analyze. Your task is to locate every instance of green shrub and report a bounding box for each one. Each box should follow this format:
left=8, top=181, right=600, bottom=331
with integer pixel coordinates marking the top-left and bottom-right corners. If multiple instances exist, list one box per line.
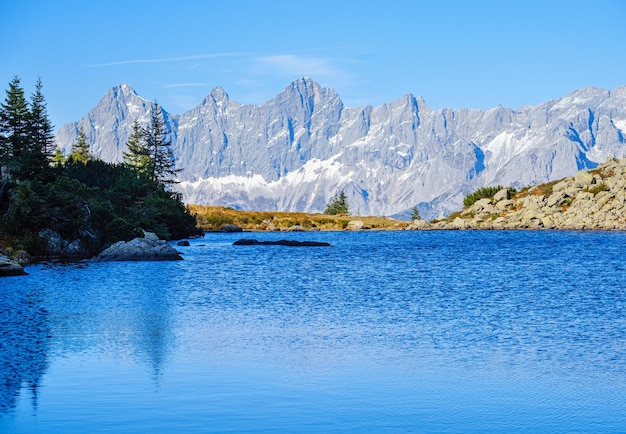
left=324, top=191, right=349, bottom=215
left=463, top=185, right=514, bottom=208
left=587, top=183, right=609, bottom=195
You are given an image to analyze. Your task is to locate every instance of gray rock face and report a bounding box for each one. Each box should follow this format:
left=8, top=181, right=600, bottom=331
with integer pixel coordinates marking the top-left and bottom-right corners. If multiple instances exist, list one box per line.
left=55, top=79, right=626, bottom=220
left=38, top=229, right=88, bottom=257
left=0, top=255, right=27, bottom=276
left=94, top=232, right=182, bottom=261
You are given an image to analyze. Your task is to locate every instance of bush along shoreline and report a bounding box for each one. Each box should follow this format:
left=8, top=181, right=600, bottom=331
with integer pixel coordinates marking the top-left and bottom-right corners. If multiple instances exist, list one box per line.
left=0, top=77, right=202, bottom=265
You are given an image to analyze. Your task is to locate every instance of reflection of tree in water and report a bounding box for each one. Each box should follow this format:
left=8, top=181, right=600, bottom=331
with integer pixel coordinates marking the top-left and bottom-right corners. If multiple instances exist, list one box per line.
left=0, top=287, right=50, bottom=415
left=129, top=266, right=175, bottom=387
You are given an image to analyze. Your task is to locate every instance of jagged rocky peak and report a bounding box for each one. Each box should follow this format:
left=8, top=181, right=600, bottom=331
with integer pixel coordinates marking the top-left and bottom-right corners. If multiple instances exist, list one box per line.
left=54, top=80, right=626, bottom=219
left=208, top=86, right=229, bottom=103
left=277, top=77, right=342, bottom=111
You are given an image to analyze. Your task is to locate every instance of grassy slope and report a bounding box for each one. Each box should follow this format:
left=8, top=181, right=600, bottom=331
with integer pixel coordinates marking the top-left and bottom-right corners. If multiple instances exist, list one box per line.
left=188, top=205, right=409, bottom=231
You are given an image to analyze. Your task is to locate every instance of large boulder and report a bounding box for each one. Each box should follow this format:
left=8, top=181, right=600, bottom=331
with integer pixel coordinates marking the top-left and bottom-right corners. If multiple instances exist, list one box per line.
left=346, top=220, right=365, bottom=230
left=0, top=255, right=27, bottom=276
left=94, top=232, right=182, bottom=261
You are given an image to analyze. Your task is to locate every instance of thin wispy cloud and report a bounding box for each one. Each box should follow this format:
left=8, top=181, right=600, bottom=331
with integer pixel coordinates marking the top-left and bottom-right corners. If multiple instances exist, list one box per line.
left=83, top=53, right=246, bottom=68
left=254, top=54, right=342, bottom=78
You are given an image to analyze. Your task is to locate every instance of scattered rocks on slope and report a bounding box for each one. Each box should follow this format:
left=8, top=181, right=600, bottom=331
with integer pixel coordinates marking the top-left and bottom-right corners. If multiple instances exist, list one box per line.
left=408, top=158, right=626, bottom=231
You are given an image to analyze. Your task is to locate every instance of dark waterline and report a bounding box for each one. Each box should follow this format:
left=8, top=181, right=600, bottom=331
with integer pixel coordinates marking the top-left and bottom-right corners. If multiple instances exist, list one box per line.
left=1, top=230, right=625, bottom=432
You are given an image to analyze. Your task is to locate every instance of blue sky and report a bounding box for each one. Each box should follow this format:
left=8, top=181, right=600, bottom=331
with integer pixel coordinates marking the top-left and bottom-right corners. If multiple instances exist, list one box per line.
left=2, top=0, right=625, bottom=132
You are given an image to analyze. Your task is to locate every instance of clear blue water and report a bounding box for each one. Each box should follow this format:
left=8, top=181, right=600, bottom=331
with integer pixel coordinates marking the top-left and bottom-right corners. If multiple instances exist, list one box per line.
left=1, top=230, right=625, bottom=433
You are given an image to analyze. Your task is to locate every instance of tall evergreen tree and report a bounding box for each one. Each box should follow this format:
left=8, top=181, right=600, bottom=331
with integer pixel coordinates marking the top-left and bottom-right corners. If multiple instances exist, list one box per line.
left=28, top=78, right=55, bottom=168
left=0, top=76, right=31, bottom=181
left=68, top=128, right=90, bottom=164
left=123, top=119, right=151, bottom=175
left=144, top=102, right=180, bottom=184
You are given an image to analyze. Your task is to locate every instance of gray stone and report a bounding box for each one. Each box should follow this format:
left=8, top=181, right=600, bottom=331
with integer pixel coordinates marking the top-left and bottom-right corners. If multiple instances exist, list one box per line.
left=220, top=224, right=243, bottom=232
left=94, top=232, right=182, bottom=261
left=495, top=199, right=514, bottom=211
left=493, top=188, right=511, bottom=203
left=546, top=191, right=568, bottom=208
left=346, top=220, right=365, bottom=230
left=38, top=229, right=67, bottom=256
left=0, top=255, right=27, bottom=276
left=574, top=171, right=594, bottom=186
left=287, top=225, right=306, bottom=232
left=412, top=219, right=431, bottom=230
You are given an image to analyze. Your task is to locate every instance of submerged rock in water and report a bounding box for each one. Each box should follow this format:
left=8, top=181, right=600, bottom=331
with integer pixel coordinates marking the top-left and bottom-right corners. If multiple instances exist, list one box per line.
left=233, top=239, right=330, bottom=247
left=0, top=255, right=28, bottom=276
left=220, top=224, right=243, bottom=232
left=94, top=231, right=183, bottom=261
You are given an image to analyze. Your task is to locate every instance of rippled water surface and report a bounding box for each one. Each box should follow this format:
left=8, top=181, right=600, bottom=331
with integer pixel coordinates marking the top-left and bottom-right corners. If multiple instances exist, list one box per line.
left=1, top=230, right=625, bottom=432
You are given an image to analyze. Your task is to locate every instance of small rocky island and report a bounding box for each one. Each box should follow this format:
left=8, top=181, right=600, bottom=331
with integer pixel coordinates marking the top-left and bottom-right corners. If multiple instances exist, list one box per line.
left=94, top=231, right=183, bottom=261
left=409, top=157, right=626, bottom=230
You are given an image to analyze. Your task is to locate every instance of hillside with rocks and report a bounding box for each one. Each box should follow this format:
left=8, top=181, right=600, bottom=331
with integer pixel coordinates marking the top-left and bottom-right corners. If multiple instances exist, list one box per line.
left=412, top=157, right=626, bottom=230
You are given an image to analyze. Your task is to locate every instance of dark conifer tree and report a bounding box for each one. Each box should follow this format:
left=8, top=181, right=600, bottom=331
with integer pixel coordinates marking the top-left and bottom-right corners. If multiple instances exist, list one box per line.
left=123, top=119, right=150, bottom=175
left=0, top=76, right=31, bottom=181
left=28, top=78, right=55, bottom=177
left=144, top=102, right=180, bottom=184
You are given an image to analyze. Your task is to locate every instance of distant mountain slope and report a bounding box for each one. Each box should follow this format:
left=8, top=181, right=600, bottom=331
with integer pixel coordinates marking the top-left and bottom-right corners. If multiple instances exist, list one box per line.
left=55, top=78, right=626, bottom=219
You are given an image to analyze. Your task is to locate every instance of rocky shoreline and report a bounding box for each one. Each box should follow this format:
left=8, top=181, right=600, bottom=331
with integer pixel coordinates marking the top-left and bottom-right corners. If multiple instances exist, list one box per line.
left=3, top=157, right=626, bottom=276
left=407, top=157, right=626, bottom=231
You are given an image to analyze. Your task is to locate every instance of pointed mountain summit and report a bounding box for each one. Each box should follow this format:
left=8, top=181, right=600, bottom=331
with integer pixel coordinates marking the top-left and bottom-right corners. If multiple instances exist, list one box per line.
left=55, top=79, right=626, bottom=219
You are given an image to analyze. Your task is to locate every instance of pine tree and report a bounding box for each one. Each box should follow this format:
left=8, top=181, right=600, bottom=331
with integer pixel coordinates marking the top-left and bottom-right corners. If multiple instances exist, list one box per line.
left=411, top=206, right=421, bottom=221
left=24, top=77, right=55, bottom=180
left=68, top=128, right=90, bottom=164
left=144, top=102, right=180, bottom=184
left=0, top=76, right=31, bottom=181
left=324, top=190, right=349, bottom=215
left=123, top=119, right=151, bottom=175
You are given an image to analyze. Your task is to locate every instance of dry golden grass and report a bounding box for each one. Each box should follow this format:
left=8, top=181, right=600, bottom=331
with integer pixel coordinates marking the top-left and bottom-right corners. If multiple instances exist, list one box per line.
left=188, top=205, right=409, bottom=231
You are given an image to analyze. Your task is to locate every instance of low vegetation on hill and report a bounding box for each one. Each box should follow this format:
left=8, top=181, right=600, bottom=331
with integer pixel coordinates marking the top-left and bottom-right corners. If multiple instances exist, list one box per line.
left=188, top=205, right=408, bottom=231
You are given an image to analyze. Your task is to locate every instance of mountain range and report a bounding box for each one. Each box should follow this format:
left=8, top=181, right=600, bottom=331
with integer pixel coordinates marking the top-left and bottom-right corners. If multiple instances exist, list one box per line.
left=54, top=78, right=626, bottom=219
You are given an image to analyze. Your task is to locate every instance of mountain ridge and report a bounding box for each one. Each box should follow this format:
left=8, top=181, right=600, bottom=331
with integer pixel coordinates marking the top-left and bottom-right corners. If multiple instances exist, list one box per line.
left=55, top=79, right=626, bottom=219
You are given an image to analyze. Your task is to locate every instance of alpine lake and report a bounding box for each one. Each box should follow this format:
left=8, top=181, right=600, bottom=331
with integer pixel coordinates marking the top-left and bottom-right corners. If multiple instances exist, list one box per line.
left=1, top=230, right=625, bottom=433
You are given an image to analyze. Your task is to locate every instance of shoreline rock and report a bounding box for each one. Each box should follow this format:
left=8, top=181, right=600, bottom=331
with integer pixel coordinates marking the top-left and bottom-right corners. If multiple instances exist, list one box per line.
left=0, top=255, right=28, bottom=276
left=94, top=231, right=183, bottom=261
